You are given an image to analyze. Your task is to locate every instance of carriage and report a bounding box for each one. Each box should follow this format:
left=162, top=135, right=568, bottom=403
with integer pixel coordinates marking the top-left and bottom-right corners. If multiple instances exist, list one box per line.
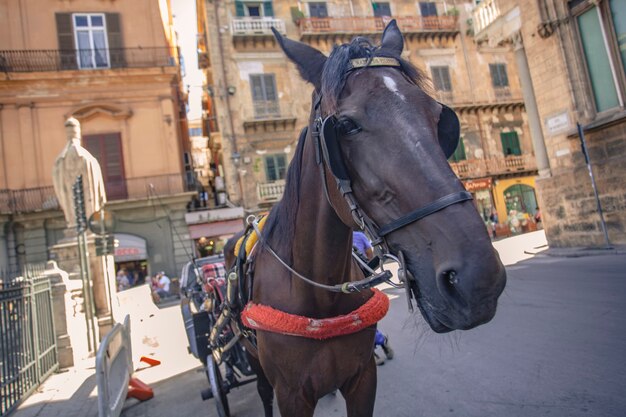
left=180, top=255, right=257, bottom=417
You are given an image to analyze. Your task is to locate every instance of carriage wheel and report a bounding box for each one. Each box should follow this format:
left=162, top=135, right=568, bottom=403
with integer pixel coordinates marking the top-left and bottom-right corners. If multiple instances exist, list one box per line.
left=206, top=354, right=231, bottom=417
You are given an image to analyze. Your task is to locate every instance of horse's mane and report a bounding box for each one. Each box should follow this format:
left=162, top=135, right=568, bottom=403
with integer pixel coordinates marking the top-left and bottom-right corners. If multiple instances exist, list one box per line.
left=261, top=126, right=307, bottom=257
left=321, top=37, right=427, bottom=114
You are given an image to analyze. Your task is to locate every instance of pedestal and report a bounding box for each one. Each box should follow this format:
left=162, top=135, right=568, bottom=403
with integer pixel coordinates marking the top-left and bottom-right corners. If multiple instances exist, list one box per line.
left=49, top=231, right=116, bottom=341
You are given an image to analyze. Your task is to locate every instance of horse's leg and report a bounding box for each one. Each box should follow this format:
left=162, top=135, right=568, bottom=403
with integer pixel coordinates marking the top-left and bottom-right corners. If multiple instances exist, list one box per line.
left=274, top=387, right=316, bottom=417
left=247, top=351, right=274, bottom=417
left=340, top=359, right=377, bottom=417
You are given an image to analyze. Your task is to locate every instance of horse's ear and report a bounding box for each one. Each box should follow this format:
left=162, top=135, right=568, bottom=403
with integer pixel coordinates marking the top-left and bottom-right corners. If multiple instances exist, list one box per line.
left=272, top=28, right=327, bottom=90
left=437, top=104, right=461, bottom=159
left=380, top=19, right=403, bottom=56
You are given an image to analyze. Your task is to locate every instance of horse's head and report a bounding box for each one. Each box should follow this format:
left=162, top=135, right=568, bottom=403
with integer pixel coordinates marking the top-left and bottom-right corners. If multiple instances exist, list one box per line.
left=273, top=21, right=506, bottom=333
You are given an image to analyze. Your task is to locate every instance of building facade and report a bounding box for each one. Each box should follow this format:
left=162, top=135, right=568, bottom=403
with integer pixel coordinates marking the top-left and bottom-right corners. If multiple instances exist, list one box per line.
left=0, top=0, right=195, bottom=276
left=474, top=0, right=626, bottom=246
left=197, top=0, right=542, bottom=234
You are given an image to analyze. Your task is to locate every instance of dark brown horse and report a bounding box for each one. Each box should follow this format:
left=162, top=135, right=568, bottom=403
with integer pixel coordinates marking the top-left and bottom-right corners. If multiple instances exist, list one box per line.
left=228, top=20, right=506, bottom=417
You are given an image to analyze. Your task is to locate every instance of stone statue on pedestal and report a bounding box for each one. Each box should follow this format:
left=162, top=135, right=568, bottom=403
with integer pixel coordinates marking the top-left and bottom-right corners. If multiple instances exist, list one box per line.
left=52, top=117, right=107, bottom=225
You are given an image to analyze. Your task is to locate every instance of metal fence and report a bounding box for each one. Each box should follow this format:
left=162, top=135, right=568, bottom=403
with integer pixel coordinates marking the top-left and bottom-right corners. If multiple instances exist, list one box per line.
left=0, top=264, right=58, bottom=417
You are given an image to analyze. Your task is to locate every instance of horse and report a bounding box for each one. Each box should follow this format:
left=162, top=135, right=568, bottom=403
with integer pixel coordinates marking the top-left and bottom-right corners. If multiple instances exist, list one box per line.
left=226, top=20, right=506, bottom=417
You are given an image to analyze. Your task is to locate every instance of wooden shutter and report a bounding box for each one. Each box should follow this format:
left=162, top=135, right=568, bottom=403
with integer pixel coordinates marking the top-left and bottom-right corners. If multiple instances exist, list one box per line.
left=490, top=64, right=509, bottom=87
left=373, top=2, right=391, bottom=17
left=235, top=1, right=245, bottom=17
left=55, top=13, right=77, bottom=70
left=83, top=133, right=128, bottom=200
left=106, top=13, right=125, bottom=68
left=500, top=132, right=521, bottom=156
left=420, top=2, right=438, bottom=17
left=263, top=1, right=274, bottom=17
left=432, top=66, right=451, bottom=91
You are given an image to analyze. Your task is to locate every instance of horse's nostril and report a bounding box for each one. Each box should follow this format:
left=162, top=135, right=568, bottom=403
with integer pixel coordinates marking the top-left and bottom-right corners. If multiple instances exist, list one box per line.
left=444, top=270, right=459, bottom=286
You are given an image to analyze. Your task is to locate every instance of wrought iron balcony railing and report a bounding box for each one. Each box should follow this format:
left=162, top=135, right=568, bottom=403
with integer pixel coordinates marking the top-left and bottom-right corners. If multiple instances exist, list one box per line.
left=298, top=16, right=458, bottom=35
left=231, top=17, right=286, bottom=36
left=252, top=100, right=281, bottom=119
left=0, top=47, right=177, bottom=73
left=257, top=180, right=285, bottom=203
left=0, top=174, right=194, bottom=214
left=449, top=154, right=537, bottom=179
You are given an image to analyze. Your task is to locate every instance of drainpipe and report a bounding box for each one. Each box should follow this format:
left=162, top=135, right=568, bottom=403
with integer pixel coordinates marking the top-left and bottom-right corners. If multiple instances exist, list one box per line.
left=213, top=0, right=243, bottom=204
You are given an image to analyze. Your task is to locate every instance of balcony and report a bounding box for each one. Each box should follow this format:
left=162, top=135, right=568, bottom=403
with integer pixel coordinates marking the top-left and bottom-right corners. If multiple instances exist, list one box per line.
left=298, top=16, right=458, bottom=40
left=449, top=154, right=537, bottom=179
left=471, top=0, right=520, bottom=45
left=0, top=47, right=177, bottom=73
left=0, top=186, right=59, bottom=214
left=230, top=17, right=287, bottom=44
left=105, top=174, right=196, bottom=202
left=243, top=101, right=297, bottom=133
left=257, top=180, right=285, bottom=204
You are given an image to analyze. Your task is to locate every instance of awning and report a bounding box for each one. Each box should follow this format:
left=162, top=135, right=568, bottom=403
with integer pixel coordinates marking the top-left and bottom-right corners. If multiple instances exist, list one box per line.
left=114, top=233, right=148, bottom=262
left=188, top=219, right=244, bottom=239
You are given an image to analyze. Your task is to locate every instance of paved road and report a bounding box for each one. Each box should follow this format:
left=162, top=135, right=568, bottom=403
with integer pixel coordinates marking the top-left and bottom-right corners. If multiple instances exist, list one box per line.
left=121, top=247, right=626, bottom=417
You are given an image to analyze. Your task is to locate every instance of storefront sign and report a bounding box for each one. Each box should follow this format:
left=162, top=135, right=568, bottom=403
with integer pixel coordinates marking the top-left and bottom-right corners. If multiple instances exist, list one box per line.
left=463, top=178, right=492, bottom=192
left=114, top=233, right=148, bottom=262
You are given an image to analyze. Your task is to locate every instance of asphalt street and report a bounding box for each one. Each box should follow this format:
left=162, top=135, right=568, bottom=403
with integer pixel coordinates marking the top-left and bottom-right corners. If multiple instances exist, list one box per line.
left=121, top=247, right=626, bottom=417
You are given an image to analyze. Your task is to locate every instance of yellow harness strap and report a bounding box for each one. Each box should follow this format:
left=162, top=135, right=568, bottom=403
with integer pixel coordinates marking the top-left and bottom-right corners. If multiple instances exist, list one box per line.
left=234, top=216, right=267, bottom=258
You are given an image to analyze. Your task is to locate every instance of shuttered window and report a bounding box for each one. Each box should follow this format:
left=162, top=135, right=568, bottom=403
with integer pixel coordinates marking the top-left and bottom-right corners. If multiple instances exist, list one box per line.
left=420, top=2, right=438, bottom=17
left=235, top=1, right=273, bottom=17
left=309, top=2, right=328, bottom=18
left=372, top=2, right=391, bottom=17
left=489, top=64, right=509, bottom=87
left=449, top=137, right=466, bottom=162
left=500, top=132, right=521, bottom=156
left=431, top=66, right=452, bottom=92
left=83, top=133, right=128, bottom=200
left=55, top=12, right=123, bottom=70
left=265, top=154, right=287, bottom=181
left=250, top=74, right=280, bottom=117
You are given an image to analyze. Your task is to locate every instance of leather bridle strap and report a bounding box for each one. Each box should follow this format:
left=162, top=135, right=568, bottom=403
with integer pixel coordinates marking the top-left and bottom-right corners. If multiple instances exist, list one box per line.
left=377, top=191, right=473, bottom=237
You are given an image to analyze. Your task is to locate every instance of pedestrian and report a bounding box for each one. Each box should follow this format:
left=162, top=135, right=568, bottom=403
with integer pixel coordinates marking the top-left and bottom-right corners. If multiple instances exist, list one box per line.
left=156, top=271, right=171, bottom=299
left=116, top=269, right=130, bottom=292
left=352, top=230, right=394, bottom=366
left=489, top=210, right=498, bottom=239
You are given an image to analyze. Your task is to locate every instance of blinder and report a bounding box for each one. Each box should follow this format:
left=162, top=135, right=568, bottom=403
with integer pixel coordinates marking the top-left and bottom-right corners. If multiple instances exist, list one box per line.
left=321, top=116, right=351, bottom=181
left=437, top=104, right=461, bottom=159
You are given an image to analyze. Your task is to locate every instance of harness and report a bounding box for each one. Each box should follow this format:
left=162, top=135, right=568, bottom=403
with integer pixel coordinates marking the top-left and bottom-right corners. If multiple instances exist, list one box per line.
left=209, top=57, right=473, bottom=350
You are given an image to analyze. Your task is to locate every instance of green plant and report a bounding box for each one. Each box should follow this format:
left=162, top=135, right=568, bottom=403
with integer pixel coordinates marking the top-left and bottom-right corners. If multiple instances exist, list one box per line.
left=445, top=7, right=460, bottom=16
left=290, top=6, right=304, bottom=25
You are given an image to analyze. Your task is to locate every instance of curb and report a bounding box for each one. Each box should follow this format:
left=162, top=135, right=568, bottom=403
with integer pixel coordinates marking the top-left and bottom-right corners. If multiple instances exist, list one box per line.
left=526, top=245, right=626, bottom=258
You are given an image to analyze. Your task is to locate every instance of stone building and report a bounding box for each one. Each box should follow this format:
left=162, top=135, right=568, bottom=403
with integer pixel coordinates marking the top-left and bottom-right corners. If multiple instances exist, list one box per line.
left=474, top=0, right=626, bottom=246
left=0, top=0, right=196, bottom=276
left=196, top=0, right=543, bottom=233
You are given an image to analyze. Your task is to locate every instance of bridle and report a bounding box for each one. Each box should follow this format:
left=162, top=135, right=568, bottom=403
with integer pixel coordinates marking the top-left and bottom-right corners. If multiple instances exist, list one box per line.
left=250, top=57, right=472, bottom=311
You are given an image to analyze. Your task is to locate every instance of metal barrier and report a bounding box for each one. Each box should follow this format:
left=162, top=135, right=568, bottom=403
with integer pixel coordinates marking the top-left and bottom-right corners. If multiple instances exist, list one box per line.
left=0, top=265, right=58, bottom=417
left=96, top=315, right=132, bottom=417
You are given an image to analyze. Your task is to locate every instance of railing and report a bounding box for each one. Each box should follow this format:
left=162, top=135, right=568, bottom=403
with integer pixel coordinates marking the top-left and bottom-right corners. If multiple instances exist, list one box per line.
left=493, top=86, right=512, bottom=101
left=257, top=180, right=285, bottom=203
left=472, top=0, right=501, bottom=36
left=299, top=16, right=458, bottom=35
left=0, top=264, right=58, bottom=417
left=449, top=154, right=537, bottom=179
left=0, top=47, right=177, bottom=73
left=231, top=17, right=286, bottom=36
left=0, top=186, right=59, bottom=214
left=252, top=100, right=281, bottom=119
left=106, top=174, right=196, bottom=201
left=0, top=174, right=194, bottom=213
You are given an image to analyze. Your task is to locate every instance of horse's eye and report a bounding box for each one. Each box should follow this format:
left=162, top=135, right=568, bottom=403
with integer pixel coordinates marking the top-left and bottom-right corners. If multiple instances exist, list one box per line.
left=336, top=118, right=361, bottom=136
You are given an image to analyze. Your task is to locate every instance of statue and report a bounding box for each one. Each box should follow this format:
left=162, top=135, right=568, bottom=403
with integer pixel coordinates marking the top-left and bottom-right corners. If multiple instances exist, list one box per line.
left=52, top=118, right=107, bottom=226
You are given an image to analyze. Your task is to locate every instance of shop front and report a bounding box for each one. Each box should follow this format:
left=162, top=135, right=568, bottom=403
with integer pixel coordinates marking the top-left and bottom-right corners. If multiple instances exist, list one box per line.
left=114, top=233, right=149, bottom=286
left=463, top=178, right=495, bottom=224
left=493, top=176, right=539, bottom=235
left=185, top=206, right=246, bottom=258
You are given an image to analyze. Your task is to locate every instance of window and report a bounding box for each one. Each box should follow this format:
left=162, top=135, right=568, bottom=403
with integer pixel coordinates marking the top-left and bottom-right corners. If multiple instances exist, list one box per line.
left=420, top=2, right=438, bottom=17
left=575, top=2, right=625, bottom=112
left=489, top=64, right=509, bottom=87
left=250, top=74, right=279, bottom=118
left=83, top=133, right=127, bottom=200
left=309, top=2, right=328, bottom=18
left=431, top=66, right=452, bottom=92
left=449, top=137, right=466, bottom=162
left=372, top=2, right=391, bottom=17
left=500, top=131, right=521, bottom=156
left=56, top=13, right=123, bottom=70
left=235, top=1, right=274, bottom=17
left=265, top=154, right=287, bottom=181
left=189, top=127, right=203, bottom=137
